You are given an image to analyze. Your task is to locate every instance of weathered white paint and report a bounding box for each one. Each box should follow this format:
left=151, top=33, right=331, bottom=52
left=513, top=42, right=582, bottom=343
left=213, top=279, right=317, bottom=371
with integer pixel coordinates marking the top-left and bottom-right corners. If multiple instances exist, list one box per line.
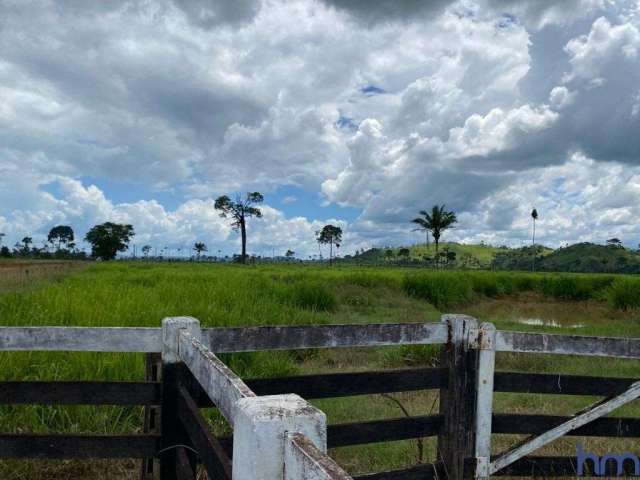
left=0, top=322, right=449, bottom=352
left=232, top=394, right=327, bottom=480
left=162, top=317, right=201, bottom=364
left=472, top=322, right=496, bottom=480
left=0, top=327, right=162, bottom=352
left=284, top=432, right=352, bottom=480
left=496, top=330, right=640, bottom=358
left=206, top=322, right=449, bottom=352
left=490, top=380, right=640, bottom=474
left=178, top=330, right=255, bottom=424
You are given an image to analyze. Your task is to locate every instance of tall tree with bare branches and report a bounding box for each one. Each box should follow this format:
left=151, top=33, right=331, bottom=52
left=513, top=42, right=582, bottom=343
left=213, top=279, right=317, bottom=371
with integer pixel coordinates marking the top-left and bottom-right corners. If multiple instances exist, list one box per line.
left=214, top=192, right=263, bottom=264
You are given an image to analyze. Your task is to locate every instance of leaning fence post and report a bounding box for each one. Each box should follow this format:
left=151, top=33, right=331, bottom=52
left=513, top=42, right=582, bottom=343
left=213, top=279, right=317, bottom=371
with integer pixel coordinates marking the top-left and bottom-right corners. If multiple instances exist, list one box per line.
left=160, top=317, right=202, bottom=480
left=472, top=322, right=496, bottom=479
left=232, top=394, right=327, bottom=480
left=437, top=314, right=478, bottom=479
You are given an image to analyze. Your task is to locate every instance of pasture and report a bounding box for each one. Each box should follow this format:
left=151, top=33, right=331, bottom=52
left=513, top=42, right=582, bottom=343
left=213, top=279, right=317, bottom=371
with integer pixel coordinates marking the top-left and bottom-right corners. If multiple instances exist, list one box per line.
left=2, top=262, right=640, bottom=478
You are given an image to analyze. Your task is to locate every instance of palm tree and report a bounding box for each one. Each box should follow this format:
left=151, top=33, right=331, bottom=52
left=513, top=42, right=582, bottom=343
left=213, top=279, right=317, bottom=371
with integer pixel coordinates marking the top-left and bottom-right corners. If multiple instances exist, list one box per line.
left=193, top=242, right=207, bottom=260
left=411, top=205, right=457, bottom=267
left=531, top=208, right=538, bottom=272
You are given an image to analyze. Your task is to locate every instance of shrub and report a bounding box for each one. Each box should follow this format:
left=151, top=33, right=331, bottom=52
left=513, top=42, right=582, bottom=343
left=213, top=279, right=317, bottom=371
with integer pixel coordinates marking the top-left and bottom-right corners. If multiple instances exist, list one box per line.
left=607, top=278, right=640, bottom=310
left=402, top=272, right=472, bottom=309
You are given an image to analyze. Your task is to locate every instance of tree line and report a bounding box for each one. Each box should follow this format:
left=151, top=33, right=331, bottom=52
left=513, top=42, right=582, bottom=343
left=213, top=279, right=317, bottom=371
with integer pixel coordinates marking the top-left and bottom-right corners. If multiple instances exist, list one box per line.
left=0, top=191, right=345, bottom=263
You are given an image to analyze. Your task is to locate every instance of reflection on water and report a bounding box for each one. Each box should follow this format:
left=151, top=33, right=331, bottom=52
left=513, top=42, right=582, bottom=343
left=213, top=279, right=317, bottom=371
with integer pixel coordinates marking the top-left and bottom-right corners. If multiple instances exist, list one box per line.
left=517, top=318, right=585, bottom=329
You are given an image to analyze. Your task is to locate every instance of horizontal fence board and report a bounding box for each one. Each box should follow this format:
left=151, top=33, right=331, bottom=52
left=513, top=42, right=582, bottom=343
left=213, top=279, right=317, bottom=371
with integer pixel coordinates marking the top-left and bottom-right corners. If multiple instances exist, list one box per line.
left=206, top=322, right=448, bottom=352
left=0, top=323, right=447, bottom=353
left=177, top=386, right=232, bottom=480
left=352, top=462, right=443, bottom=480
left=0, top=327, right=162, bottom=352
left=496, top=330, right=640, bottom=359
left=494, top=371, right=639, bottom=396
left=0, top=434, right=160, bottom=459
left=0, top=381, right=161, bottom=405
left=493, top=413, right=640, bottom=437
left=328, top=415, right=443, bottom=448
left=244, top=368, right=447, bottom=400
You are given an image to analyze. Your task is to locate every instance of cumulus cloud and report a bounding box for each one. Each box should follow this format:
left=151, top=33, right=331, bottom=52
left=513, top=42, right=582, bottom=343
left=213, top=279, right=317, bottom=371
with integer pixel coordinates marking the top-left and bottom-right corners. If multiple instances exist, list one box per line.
left=2, top=0, right=640, bottom=254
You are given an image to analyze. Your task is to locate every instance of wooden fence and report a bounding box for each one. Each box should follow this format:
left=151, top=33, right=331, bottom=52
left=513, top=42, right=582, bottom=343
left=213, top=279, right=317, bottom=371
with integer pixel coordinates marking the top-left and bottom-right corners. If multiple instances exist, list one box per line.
left=2, top=315, right=640, bottom=478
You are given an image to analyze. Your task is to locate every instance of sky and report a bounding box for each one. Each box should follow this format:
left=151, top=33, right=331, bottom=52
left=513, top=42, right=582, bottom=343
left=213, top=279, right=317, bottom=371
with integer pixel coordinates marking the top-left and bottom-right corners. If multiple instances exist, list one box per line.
left=1, top=0, right=640, bottom=257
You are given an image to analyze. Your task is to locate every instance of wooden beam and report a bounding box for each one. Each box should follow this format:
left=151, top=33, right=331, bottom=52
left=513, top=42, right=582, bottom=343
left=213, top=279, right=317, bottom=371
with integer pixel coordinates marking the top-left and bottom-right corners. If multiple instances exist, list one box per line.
left=205, top=322, right=448, bottom=352
left=494, top=371, right=640, bottom=396
left=191, top=368, right=448, bottom=405
left=175, top=447, right=196, bottom=480
left=178, top=330, right=255, bottom=424
left=177, top=386, right=232, bottom=480
left=285, top=432, right=353, bottom=480
left=0, top=327, right=162, bottom=352
left=492, top=413, right=640, bottom=437
left=0, top=434, right=160, bottom=459
left=496, top=331, right=640, bottom=359
left=328, top=415, right=442, bottom=447
left=490, top=380, right=640, bottom=474
left=438, top=315, right=478, bottom=479
left=0, top=381, right=161, bottom=405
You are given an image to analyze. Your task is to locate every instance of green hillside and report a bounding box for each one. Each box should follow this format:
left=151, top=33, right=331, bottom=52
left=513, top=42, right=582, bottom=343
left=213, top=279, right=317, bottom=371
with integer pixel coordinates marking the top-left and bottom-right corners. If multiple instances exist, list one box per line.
left=352, top=242, right=640, bottom=274
left=352, top=242, right=502, bottom=268
left=538, top=243, right=640, bottom=273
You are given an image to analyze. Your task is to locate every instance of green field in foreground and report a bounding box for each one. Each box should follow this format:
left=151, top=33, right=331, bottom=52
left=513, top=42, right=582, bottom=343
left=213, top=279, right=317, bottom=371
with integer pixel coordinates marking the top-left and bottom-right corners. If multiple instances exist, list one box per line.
left=2, top=262, right=640, bottom=479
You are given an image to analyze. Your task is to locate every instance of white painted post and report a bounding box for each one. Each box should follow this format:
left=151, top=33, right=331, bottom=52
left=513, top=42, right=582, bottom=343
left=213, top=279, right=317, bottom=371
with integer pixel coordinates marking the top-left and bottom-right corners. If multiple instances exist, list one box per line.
left=162, top=317, right=201, bottom=364
left=473, top=322, right=496, bottom=479
left=232, top=394, right=327, bottom=480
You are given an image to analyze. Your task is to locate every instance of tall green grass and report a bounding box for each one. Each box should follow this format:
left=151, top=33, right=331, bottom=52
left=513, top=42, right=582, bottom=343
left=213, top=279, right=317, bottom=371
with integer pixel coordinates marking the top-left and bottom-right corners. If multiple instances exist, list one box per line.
left=402, top=270, right=631, bottom=308
left=607, top=278, right=640, bottom=310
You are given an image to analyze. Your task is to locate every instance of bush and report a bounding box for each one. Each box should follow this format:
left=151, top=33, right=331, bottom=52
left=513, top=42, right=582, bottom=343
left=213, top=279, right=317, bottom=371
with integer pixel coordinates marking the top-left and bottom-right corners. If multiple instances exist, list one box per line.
left=607, top=278, right=640, bottom=310
left=402, top=272, right=472, bottom=309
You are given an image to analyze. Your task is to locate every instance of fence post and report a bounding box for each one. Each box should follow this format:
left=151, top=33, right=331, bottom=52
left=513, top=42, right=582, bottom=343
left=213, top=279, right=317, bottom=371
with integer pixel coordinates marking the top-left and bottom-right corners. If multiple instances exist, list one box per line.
left=232, top=394, right=327, bottom=480
left=437, top=314, right=478, bottom=479
left=160, top=317, right=201, bottom=480
left=141, top=352, right=162, bottom=480
left=472, top=322, right=496, bottom=479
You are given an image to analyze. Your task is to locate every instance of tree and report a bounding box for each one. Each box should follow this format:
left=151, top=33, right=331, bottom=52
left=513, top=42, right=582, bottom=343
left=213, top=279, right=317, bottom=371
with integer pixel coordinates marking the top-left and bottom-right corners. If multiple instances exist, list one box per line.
left=193, top=242, right=207, bottom=260
left=84, top=222, right=134, bottom=260
left=214, top=192, right=263, bottom=264
left=411, top=205, right=457, bottom=266
left=607, top=238, right=623, bottom=248
left=316, top=225, right=342, bottom=266
left=16, top=237, right=33, bottom=256
left=531, top=208, right=539, bottom=271
left=0, top=232, right=5, bottom=249
left=48, top=225, right=74, bottom=251
left=398, top=248, right=410, bottom=260
left=285, top=249, right=295, bottom=259
left=385, top=248, right=394, bottom=261
left=0, top=246, right=10, bottom=258
left=142, top=245, right=152, bottom=258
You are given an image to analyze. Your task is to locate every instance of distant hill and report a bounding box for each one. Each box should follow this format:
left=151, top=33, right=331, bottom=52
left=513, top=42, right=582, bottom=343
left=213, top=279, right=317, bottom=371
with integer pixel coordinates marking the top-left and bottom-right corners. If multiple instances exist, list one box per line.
left=537, top=243, right=640, bottom=273
left=350, top=242, right=502, bottom=268
left=350, top=242, right=640, bottom=273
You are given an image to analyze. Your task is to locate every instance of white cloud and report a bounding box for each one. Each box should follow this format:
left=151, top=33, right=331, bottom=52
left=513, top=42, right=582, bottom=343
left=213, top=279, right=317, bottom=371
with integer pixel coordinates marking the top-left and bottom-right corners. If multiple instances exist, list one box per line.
left=2, top=0, right=640, bottom=254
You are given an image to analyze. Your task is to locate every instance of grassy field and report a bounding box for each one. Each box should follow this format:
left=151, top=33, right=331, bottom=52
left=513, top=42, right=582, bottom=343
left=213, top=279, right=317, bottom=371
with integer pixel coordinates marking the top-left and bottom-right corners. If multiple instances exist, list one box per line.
left=2, top=262, right=640, bottom=478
